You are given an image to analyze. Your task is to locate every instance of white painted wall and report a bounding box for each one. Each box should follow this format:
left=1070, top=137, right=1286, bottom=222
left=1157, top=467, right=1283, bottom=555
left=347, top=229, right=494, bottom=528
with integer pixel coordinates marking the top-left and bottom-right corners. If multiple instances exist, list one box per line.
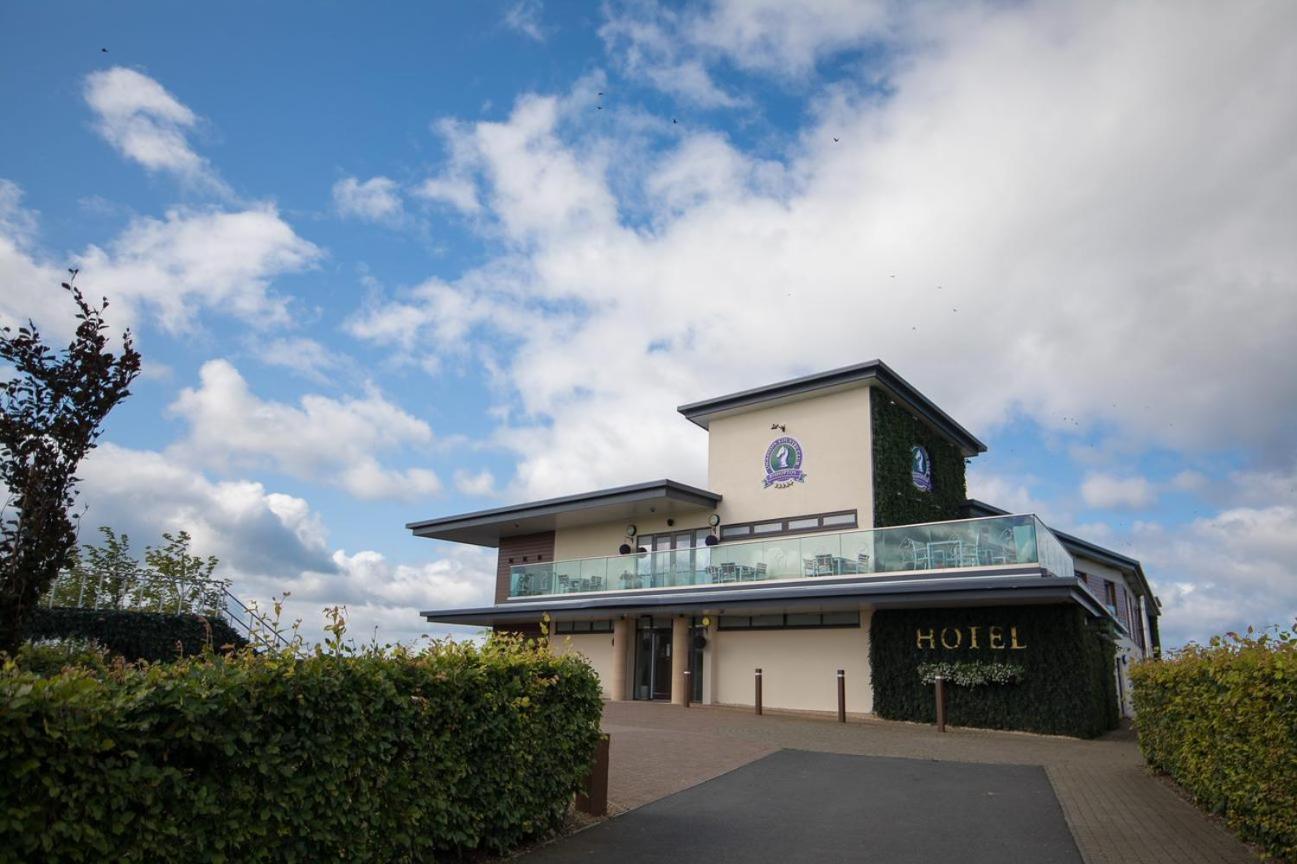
left=710, top=613, right=872, bottom=714
left=553, top=516, right=709, bottom=563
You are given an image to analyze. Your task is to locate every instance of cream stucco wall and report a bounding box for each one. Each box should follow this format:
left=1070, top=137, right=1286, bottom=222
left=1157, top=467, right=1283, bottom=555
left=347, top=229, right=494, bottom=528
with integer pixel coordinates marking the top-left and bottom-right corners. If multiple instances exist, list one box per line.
left=706, top=385, right=874, bottom=529
left=552, top=516, right=711, bottom=563
left=710, top=612, right=872, bottom=714
left=551, top=632, right=619, bottom=699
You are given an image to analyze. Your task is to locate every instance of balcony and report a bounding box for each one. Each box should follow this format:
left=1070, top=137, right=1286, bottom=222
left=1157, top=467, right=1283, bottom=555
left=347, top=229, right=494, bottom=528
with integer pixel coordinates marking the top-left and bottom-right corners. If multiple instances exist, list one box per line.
left=508, top=514, right=1075, bottom=599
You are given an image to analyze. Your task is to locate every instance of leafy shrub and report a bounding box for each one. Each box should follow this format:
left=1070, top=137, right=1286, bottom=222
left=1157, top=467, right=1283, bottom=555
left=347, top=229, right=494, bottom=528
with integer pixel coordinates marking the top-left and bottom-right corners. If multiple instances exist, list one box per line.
left=23, top=606, right=247, bottom=661
left=13, top=637, right=114, bottom=676
left=872, top=604, right=1118, bottom=737
left=1132, top=623, right=1297, bottom=861
left=0, top=634, right=603, bottom=862
left=918, top=660, right=1025, bottom=687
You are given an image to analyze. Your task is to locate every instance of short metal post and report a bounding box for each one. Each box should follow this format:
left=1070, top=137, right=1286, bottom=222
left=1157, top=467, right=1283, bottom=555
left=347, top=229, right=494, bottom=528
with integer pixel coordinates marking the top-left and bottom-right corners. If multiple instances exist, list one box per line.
left=934, top=674, right=946, bottom=733
left=837, top=669, right=846, bottom=723
left=683, top=670, right=691, bottom=708
left=755, top=668, right=763, bottom=715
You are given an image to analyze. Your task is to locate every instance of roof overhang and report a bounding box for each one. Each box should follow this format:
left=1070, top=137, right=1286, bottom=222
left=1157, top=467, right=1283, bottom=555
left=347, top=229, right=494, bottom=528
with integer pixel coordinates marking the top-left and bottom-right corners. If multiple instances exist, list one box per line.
left=406, top=479, right=722, bottom=548
left=676, top=360, right=987, bottom=457
left=421, top=572, right=1111, bottom=626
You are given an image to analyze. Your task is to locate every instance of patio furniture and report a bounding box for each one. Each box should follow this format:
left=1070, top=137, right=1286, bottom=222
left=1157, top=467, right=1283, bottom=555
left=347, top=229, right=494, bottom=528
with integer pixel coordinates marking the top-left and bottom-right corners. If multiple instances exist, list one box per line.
left=720, top=562, right=738, bottom=583
left=704, top=565, right=721, bottom=584
left=927, top=540, right=961, bottom=568
left=856, top=550, right=871, bottom=572
left=754, top=562, right=768, bottom=580
left=958, top=542, right=980, bottom=568
left=904, top=538, right=930, bottom=570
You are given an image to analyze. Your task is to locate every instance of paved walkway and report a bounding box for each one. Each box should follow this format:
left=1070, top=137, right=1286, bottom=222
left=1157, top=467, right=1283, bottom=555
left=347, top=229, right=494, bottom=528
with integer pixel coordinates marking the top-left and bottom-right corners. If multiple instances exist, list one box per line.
left=587, top=701, right=1256, bottom=864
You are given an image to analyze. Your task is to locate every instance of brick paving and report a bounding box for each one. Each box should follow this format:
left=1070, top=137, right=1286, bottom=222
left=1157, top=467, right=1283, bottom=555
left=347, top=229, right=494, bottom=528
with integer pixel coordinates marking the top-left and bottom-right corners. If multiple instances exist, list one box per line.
left=600, top=701, right=1258, bottom=864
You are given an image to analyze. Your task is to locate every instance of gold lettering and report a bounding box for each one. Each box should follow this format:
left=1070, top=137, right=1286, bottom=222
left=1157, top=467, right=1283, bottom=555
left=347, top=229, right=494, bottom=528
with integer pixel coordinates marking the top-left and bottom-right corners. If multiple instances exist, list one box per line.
left=940, top=627, right=962, bottom=650
left=916, top=628, right=935, bottom=650
left=968, top=626, right=981, bottom=649
left=1010, top=626, right=1027, bottom=650
left=989, top=626, right=1005, bottom=650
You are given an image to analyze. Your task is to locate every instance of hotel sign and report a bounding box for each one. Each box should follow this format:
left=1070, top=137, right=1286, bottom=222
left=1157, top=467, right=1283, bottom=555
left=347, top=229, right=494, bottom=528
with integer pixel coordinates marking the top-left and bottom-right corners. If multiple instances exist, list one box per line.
left=916, top=625, right=1026, bottom=650
left=763, top=436, right=806, bottom=488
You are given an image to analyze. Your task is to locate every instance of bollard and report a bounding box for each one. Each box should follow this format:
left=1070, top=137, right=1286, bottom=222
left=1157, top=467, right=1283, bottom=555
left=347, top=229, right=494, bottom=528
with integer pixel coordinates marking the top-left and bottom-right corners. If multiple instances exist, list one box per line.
left=837, top=669, right=846, bottom=723
left=755, top=668, right=763, bottom=715
left=934, top=674, right=946, bottom=733
left=683, top=670, right=691, bottom=708
left=576, top=733, right=610, bottom=817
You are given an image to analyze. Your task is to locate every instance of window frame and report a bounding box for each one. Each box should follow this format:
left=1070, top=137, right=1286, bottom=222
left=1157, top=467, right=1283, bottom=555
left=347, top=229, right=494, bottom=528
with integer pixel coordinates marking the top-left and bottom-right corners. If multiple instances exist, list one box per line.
left=719, top=509, right=858, bottom=542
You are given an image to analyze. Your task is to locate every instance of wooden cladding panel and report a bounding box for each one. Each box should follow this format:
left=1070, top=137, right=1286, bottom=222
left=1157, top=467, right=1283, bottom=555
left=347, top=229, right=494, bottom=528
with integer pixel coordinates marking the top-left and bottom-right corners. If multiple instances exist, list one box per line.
left=495, top=531, right=556, bottom=603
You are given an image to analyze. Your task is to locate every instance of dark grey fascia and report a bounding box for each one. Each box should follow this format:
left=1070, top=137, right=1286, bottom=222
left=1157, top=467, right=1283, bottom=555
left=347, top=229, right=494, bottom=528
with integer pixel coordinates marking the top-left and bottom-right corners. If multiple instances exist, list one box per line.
left=406, top=478, right=722, bottom=546
left=420, top=572, right=1116, bottom=626
left=675, top=359, right=986, bottom=456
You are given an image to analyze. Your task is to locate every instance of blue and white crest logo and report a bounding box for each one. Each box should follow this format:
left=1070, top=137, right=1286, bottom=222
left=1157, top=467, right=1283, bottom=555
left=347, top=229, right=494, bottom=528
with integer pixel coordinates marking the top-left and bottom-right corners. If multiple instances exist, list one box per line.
left=911, top=445, right=932, bottom=492
left=763, top=437, right=806, bottom=488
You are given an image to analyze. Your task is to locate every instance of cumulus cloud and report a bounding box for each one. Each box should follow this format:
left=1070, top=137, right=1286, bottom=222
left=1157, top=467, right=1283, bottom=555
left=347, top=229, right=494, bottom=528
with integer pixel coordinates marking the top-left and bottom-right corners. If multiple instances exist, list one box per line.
left=411, top=176, right=481, bottom=214
left=332, top=175, right=403, bottom=223
left=78, top=443, right=491, bottom=645
left=168, top=359, right=441, bottom=501
left=1081, top=473, right=1157, bottom=509
left=84, top=67, right=228, bottom=194
left=454, top=469, right=498, bottom=497
left=256, top=336, right=342, bottom=382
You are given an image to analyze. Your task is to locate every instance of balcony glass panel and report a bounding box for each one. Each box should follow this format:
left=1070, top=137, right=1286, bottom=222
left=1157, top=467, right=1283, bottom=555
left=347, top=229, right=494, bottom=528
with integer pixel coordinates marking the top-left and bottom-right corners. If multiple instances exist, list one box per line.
left=506, top=514, right=1073, bottom=598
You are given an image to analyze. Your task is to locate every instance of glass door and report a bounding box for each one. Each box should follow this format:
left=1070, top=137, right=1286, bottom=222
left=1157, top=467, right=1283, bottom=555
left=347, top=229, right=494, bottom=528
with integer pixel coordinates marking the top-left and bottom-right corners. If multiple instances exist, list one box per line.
left=633, top=617, right=674, bottom=701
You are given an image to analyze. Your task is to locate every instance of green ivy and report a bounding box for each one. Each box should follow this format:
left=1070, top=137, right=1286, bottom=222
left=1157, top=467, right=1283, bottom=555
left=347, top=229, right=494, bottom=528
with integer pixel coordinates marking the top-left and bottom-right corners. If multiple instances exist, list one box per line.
left=918, top=660, right=1025, bottom=687
left=870, top=604, right=1118, bottom=738
left=871, top=388, right=967, bottom=528
left=1132, top=624, right=1297, bottom=861
left=0, top=635, right=603, bottom=863
left=23, top=606, right=247, bottom=661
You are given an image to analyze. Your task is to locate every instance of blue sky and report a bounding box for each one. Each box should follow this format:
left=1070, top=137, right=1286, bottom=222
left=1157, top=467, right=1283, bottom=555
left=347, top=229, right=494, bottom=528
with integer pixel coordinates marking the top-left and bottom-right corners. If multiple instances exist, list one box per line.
left=2, top=0, right=1294, bottom=647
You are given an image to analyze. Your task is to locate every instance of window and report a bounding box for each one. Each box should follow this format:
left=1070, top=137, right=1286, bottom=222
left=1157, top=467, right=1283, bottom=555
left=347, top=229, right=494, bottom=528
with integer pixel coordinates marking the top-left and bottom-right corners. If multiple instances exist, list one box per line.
left=719, top=510, right=857, bottom=541
left=717, top=612, right=860, bottom=630
left=555, top=620, right=613, bottom=634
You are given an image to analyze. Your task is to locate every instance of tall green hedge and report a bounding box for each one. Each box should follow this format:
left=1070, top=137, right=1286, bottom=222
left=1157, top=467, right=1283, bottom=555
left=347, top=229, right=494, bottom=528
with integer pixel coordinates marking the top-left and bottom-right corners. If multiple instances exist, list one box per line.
left=25, top=606, right=247, bottom=661
left=0, top=637, right=604, bottom=863
left=871, top=604, right=1118, bottom=738
left=871, top=388, right=967, bottom=528
left=1132, top=628, right=1296, bottom=861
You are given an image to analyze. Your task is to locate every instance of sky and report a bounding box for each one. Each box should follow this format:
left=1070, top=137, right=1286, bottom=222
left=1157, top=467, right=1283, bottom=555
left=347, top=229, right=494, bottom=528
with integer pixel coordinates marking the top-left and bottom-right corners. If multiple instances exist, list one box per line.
left=1, top=0, right=1294, bottom=649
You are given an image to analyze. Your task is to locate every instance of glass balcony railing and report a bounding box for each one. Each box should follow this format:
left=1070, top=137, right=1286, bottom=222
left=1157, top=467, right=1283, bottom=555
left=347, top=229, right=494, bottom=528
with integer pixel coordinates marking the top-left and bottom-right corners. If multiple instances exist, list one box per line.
left=508, top=514, right=1074, bottom=599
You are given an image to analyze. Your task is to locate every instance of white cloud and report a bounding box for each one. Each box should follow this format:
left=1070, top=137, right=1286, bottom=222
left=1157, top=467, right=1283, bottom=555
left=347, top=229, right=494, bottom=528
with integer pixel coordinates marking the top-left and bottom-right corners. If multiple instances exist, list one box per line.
left=332, top=176, right=403, bottom=223
left=75, top=206, right=322, bottom=333
left=257, top=336, right=340, bottom=382
left=84, top=67, right=228, bottom=194
left=504, top=0, right=546, bottom=42
left=1081, top=473, right=1157, bottom=509
left=412, top=176, right=481, bottom=214
left=77, top=443, right=491, bottom=646
left=168, top=359, right=441, bottom=501
left=454, top=469, right=498, bottom=497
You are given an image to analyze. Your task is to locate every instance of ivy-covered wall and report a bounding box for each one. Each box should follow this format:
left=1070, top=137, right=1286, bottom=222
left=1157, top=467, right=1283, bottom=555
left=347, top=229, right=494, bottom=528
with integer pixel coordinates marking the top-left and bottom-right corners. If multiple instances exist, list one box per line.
left=871, top=388, right=967, bottom=528
left=870, top=604, right=1119, bottom=738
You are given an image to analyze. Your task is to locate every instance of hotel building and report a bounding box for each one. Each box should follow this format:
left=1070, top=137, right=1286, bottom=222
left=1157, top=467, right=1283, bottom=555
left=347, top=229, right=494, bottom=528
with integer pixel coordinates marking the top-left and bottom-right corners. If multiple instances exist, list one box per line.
left=413, top=361, right=1159, bottom=733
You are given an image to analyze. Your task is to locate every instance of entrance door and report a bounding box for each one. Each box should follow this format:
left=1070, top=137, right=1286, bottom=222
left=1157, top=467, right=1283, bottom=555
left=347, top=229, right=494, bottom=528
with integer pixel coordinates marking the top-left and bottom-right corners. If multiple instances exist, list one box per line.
left=634, top=619, right=674, bottom=700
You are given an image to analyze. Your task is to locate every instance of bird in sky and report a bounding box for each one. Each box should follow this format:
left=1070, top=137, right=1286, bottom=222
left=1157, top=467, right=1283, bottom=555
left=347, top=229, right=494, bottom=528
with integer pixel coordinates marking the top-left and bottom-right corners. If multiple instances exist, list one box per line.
left=672, top=118, right=678, bottom=124
left=833, top=137, right=839, bottom=142
left=101, top=48, right=108, bottom=53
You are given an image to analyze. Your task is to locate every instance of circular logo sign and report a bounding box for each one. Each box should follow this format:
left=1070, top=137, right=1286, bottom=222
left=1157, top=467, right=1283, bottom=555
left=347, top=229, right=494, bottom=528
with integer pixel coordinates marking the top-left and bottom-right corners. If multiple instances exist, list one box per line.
left=763, top=436, right=806, bottom=488
left=911, top=445, right=932, bottom=491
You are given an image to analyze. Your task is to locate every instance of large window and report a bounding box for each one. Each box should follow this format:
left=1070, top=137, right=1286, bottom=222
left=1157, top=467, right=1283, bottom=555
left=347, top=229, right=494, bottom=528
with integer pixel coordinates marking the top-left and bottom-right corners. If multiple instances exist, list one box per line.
left=717, top=611, right=860, bottom=630
left=554, top=620, right=613, bottom=634
left=719, top=510, right=857, bottom=541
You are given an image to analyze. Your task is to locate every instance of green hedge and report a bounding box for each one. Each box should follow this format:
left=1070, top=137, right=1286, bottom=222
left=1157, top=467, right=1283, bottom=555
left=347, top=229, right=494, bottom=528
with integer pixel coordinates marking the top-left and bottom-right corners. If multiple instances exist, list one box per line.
left=871, top=604, right=1118, bottom=738
left=0, top=636, right=604, bottom=863
left=1132, top=627, right=1297, bottom=861
left=24, top=606, right=247, bottom=661
left=871, top=388, right=967, bottom=528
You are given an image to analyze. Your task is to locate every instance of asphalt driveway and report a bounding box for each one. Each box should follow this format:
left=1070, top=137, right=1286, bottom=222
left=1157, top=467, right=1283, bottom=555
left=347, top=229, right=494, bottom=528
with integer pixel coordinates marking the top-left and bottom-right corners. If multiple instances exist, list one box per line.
left=521, top=749, right=1082, bottom=863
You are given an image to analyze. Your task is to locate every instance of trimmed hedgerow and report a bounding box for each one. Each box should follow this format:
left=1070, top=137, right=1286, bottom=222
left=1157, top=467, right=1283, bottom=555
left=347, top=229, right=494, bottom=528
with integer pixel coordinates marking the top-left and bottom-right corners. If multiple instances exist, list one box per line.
left=871, top=604, right=1118, bottom=738
left=1132, top=625, right=1297, bottom=862
left=24, top=606, right=247, bottom=661
left=0, top=636, right=604, bottom=863
left=871, top=388, right=967, bottom=528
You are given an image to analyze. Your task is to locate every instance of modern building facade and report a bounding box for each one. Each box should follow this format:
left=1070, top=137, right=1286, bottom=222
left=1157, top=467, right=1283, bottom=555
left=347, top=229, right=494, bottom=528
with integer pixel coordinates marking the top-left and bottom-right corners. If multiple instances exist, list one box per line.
left=413, top=361, right=1160, bottom=731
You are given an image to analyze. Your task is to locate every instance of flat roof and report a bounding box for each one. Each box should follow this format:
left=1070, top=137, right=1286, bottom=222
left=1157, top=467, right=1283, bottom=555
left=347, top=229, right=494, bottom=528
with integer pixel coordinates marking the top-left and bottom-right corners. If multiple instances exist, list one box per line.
left=406, top=479, right=722, bottom=547
left=676, top=359, right=987, bottom=457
